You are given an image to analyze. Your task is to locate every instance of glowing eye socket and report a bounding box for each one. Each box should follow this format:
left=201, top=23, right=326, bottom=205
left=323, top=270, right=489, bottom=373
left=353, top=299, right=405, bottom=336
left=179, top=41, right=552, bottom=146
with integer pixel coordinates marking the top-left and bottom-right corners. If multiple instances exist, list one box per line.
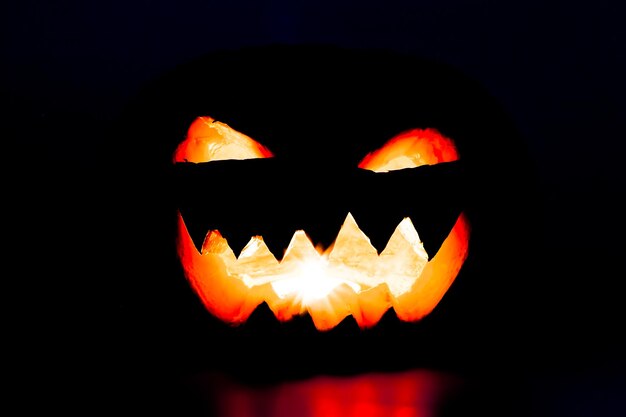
left=172, top=116, right=274, bottom=163
left=358, top=128, right=459, bottom=172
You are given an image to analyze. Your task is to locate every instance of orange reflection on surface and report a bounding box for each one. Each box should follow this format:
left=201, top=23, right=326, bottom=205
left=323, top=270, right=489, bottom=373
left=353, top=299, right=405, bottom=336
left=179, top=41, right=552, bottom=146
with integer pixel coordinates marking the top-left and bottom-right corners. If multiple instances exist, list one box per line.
left=208, top=369, right=464, bottom=417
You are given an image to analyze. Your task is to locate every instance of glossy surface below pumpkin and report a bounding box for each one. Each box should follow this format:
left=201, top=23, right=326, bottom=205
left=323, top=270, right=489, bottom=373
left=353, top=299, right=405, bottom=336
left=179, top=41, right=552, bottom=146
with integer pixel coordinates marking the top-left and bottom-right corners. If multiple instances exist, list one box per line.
left=117, top=44, right=541, bottom=384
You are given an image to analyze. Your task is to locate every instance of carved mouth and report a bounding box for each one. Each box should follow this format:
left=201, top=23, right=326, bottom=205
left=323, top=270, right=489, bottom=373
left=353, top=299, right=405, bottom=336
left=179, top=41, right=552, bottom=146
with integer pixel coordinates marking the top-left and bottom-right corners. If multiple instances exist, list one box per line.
left=173, top=116, right=470, bottom=331
left=177, top=210, right=469, bottom=331
left=201, top=212, right=428, bottom=297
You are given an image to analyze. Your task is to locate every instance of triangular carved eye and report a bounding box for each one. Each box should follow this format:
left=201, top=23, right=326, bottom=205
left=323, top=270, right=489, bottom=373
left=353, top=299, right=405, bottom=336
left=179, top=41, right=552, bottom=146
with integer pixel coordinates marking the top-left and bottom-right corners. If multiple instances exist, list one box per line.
left=172, top=116, right=274, bottom=163
left=358, top=128, right=459, bottom=172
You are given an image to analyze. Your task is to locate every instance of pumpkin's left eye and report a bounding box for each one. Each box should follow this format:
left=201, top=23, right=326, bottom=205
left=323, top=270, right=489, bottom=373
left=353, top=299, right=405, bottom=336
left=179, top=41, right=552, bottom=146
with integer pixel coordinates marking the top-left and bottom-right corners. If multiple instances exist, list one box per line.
left=172, top=116, right=274, bottom=163
left=358, top=127, right=459, bottom=172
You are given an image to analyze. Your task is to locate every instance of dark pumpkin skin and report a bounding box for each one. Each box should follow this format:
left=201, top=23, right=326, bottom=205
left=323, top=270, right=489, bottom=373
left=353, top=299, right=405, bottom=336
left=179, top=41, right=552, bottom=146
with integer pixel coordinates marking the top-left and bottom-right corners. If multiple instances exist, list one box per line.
left=116, top=44, right=541, bottom=383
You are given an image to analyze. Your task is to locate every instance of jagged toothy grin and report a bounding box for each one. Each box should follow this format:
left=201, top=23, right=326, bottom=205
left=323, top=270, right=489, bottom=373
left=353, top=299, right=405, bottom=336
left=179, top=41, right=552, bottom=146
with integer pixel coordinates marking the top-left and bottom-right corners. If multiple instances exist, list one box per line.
left=173, top=116, right=470, bottom=331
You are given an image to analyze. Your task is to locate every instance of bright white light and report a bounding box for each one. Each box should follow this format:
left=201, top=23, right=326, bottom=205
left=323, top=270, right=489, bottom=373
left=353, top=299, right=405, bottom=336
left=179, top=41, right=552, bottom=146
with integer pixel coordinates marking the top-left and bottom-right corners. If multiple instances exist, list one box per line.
left=272, top=259, right=360, bottom=306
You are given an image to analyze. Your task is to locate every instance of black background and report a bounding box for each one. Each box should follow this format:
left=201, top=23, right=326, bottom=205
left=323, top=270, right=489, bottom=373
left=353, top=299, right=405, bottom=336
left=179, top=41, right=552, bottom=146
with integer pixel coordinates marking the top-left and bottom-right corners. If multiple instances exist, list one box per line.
left=5, top=1, right=625, bottom=416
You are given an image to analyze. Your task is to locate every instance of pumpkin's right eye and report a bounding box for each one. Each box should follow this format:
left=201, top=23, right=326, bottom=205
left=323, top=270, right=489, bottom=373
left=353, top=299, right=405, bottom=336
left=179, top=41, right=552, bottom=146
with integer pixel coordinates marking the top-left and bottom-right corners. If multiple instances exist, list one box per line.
left=358, top=127, right=459, bottom=172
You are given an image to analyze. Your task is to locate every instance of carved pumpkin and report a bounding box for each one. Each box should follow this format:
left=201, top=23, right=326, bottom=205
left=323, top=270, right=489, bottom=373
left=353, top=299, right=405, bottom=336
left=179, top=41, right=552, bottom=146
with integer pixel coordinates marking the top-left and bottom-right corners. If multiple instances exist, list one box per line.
left=119, top=44, right=539, bottom=377
left=173, top=116, right=470, bottom=331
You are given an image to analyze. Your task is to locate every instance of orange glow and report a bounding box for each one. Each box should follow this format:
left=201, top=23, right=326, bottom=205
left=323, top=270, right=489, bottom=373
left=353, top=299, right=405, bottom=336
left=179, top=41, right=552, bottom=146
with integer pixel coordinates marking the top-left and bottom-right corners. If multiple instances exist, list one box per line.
left=174, top=118, right=470, bottom=331
left=172, top=116, right=274, bottom=163
left=205, top=369, right=464, bottom=417
left=358, top=127, right=459, bottom=171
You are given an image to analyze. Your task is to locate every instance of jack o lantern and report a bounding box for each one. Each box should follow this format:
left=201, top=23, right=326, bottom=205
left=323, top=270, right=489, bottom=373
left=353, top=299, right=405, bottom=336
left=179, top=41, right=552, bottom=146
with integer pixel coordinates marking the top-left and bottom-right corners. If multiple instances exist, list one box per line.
left=173, top=116, right=470, bottom=331
left=118, top=43, right=540, bottom=377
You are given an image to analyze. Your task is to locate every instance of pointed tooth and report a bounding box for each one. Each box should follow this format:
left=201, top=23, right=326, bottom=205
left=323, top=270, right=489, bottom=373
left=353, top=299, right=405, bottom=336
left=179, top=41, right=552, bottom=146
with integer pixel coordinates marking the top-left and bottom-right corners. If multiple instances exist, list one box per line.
left=232, top=236, right=280, bottom=282
left=380, top=217, right=429, bottom=260
left=281, top=230, right=320, bottom=264
left=238, top=236, right=279, bottom=264
left=328, top=212, right=378, bottom=269
left=379, top=217, right=429, bottom=297
left=201, top=230, right=237, bottom=262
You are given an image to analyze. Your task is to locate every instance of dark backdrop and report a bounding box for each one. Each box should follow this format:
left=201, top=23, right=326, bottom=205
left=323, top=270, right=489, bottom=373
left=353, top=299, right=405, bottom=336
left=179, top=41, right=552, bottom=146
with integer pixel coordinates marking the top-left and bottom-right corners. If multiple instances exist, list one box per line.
left=4, top=1, right=625, bottom=416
